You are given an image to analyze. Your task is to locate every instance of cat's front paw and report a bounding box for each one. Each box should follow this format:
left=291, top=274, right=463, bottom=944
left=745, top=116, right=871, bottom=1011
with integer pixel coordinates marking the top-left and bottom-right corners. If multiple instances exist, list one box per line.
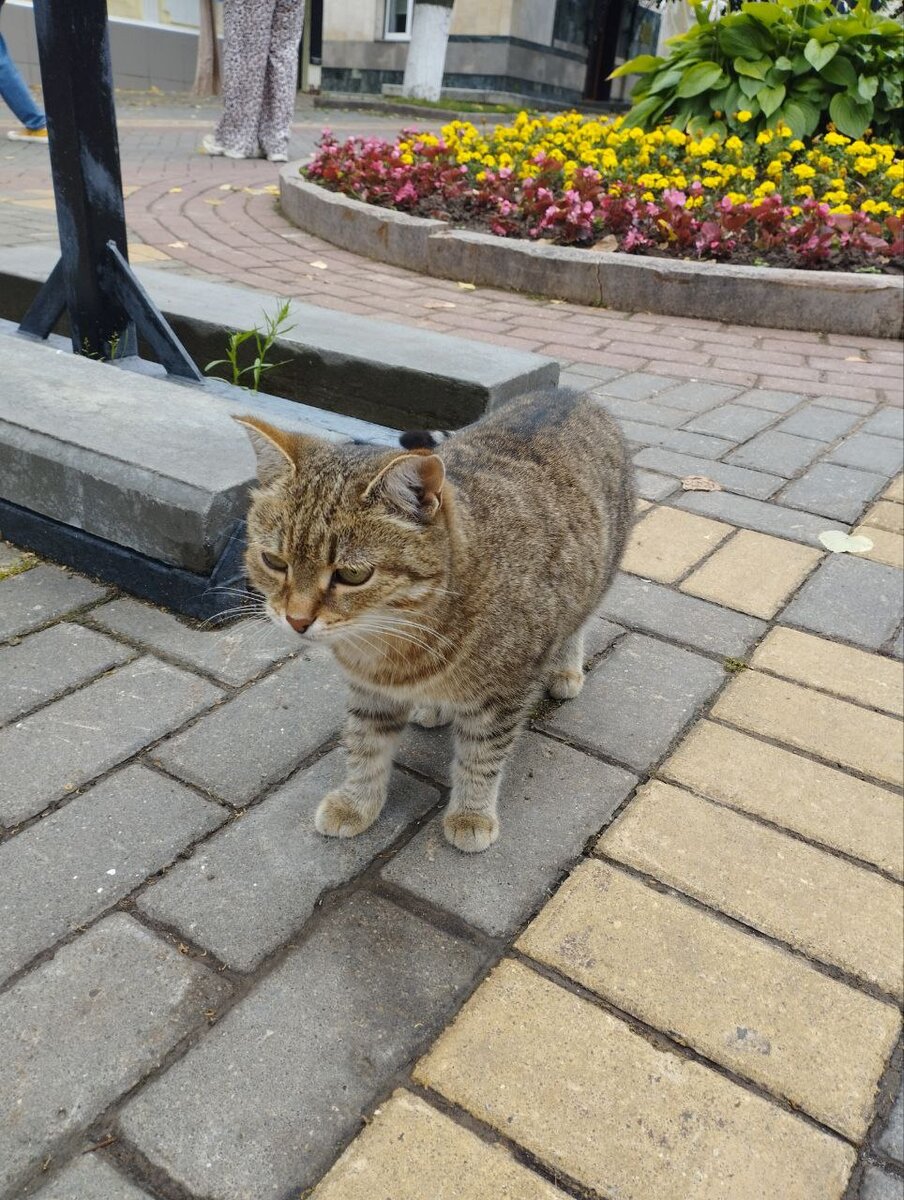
left=411, top=703, right=453, bottom=729
left=315, top=790, right=379, bottom=838
left=443, top=810, right=499, bottom=853
left=547, top=668, right=584, bottom=700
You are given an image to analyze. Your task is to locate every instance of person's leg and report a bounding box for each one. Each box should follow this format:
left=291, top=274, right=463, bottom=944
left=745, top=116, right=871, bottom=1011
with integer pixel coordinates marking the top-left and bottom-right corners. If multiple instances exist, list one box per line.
left=0, top=32, right=46, bottom=132
left=257, top=0, right=304, bottom=161
left=209, top=0, right=275, bottom=157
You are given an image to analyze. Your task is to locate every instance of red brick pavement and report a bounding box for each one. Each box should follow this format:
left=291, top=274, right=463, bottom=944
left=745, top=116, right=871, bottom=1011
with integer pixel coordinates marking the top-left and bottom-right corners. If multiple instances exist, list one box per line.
left=0, top=102, right=901, bottom=406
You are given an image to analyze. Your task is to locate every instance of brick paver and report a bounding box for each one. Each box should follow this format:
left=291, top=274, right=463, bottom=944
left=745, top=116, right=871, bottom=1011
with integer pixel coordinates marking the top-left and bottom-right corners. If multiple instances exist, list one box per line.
left=1, top=92, right=902, bottom=1200
left=415, top=959, right=855, bottom=1200
left=519, top=859, right=899, bottom=1139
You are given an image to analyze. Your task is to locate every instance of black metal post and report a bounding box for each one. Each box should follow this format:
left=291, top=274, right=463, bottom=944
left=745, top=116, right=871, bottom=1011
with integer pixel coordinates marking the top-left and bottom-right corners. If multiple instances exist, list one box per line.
left=19, top=0, right=201, bottom=380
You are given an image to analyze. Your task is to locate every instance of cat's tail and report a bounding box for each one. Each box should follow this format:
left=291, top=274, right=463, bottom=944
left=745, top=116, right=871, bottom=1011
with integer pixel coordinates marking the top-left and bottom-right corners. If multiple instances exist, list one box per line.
left=399, top=429, right=451, bottom=451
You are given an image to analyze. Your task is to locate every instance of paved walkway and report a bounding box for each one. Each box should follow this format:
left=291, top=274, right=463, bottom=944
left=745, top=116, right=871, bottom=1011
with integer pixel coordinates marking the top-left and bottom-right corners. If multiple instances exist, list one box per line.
left=0, top=93, right=902, bottom=1200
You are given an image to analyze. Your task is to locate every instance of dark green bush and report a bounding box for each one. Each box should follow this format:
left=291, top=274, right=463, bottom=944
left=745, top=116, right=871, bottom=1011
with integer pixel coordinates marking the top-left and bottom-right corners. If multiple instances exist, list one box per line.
left=614, top=0, right=904, bottom=140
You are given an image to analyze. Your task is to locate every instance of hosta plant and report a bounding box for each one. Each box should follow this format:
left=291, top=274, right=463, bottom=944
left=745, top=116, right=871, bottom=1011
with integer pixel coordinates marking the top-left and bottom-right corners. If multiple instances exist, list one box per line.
left=615, top=0, right=904, bottom=140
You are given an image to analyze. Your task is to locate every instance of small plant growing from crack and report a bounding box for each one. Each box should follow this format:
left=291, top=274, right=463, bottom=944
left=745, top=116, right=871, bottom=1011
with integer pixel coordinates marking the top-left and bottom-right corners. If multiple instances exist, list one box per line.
left=206, top=298, right=294, bottom=392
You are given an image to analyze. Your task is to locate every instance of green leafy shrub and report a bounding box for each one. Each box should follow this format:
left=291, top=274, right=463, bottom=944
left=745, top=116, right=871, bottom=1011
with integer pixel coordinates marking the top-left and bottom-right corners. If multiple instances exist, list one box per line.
left=614, top=0, right=904, bottom=140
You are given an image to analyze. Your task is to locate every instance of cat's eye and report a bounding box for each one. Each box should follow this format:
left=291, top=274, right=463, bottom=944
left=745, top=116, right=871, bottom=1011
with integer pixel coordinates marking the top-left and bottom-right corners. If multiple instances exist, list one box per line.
left=261, top=550, right=288, bottom=573
left=334, top=565, right=374, bottom=586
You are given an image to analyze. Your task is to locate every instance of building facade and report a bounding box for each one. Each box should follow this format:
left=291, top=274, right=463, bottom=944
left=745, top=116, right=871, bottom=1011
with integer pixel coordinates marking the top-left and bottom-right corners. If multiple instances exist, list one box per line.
left=1, top=0, right=659, bottom=104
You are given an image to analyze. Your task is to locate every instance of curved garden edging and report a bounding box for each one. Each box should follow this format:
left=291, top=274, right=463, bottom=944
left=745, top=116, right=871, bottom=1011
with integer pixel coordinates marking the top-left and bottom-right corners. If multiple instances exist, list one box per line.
left=279, top=169, right=903, bottom=340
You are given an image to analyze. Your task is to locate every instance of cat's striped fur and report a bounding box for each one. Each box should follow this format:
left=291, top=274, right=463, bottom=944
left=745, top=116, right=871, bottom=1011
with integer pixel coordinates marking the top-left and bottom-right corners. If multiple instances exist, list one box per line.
left=237, top=388, right=634, bottom=852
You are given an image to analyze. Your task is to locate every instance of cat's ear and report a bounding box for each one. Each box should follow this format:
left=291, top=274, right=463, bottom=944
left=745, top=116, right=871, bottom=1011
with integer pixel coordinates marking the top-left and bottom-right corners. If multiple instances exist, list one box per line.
left=363, top=451, right=445, bottom=522
left=234, top=416, right=301, bottom=484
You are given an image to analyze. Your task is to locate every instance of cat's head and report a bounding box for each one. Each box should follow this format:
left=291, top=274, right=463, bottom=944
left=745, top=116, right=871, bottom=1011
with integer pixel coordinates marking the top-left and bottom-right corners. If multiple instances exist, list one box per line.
left=236, top=417, right=449, bottom=647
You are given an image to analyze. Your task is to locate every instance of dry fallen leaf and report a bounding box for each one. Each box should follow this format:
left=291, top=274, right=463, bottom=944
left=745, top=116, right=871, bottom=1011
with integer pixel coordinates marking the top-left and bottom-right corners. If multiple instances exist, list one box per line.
left=218, top=183, right=233, bottom=191
left=309, top=260, right=328, bottom=269
left=424, top=300, right=456, bottom=309
left=593, top=234, right=619, bottom=252
left=168, top=241, right=187, bottom=249
left=845, top=356, right=867, bottom=362
left=263, top=184, right=280, bottom=195
left=681, top=475, right=723, bottom=492
left=203, top=198, right=223, bottom=206
left=168, top=186, right=182, bottom=193
left=457, top=281, right=476, bottom=290
left=819, top=530, right=874, bottom=554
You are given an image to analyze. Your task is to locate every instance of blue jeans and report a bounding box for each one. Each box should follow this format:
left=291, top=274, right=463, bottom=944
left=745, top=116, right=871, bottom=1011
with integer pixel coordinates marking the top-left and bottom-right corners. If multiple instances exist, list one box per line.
left=0, top=32, right=45, bottom=129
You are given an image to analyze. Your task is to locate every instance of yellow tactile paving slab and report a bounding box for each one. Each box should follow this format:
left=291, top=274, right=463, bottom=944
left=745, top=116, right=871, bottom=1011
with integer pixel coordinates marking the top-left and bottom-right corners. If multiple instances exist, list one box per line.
left=750, top=627, right=904, bottom=717
left=861, top=500, right=904, bottom=535
left=852, top=525, right=904, bottom=569
left=713, top=670, right=904, bottom=787
left=621, top=506, right=732, bottom=584
left=661, top=721, right=903, bottom=878
left=416, top=959, right=855, bottom=1200
left=519, top=860, right=900, bottom=1140
left=310, top=1090, right=569, bottom=1200
left=681, top=529, right=823, bottom=618
left=599, top=781, right=904, bottom=998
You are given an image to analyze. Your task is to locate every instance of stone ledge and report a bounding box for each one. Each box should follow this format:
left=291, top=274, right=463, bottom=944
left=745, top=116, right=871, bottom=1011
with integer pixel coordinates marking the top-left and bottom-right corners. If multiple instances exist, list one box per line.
left=0, top=245, right=559, bottom=429
left=280, top=170, right=904, bottom=339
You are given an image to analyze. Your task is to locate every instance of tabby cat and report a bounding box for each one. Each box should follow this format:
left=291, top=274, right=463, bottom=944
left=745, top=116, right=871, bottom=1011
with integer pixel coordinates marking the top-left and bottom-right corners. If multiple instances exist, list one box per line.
left=237, top=388, right=634, bottom=852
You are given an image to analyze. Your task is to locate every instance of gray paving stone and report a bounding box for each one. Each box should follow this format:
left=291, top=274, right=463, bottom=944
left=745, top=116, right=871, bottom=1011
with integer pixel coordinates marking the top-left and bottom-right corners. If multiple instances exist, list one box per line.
left=862, top=409, right=904, bottom=440
left=618, top=420, right=735, bottom=459
left=676, top=491, right=840, bottom=545
left=828, top=433, right=904, bottom=476
left=152, top=653, right=346, bottom=805
left=781, top=462, right=887, bottom=522
left=383, top=735, right=636, bottom=937
left=860, top=1165, right=903, bottom=1200
left=582, top=616, right=624, bottom=663
left=595, top=371, right=677, bottom=401
left=30, top=1155, right=154, bottom=1200
left=0, top=764, right=224, bottom=984
left=89, top=598, right=296, bottom=686
left=541, top=633, right=725, bottom=771
left=782, top=555, right=904, bottom=651
left=635, top=468, right=678, bottom=500
left=560, top=361, right=625, bottom=383
left=726, top=430, right=824, bottom=477
left=878, top=1084, right=904, bottom=1165
left=599, top=572, right=766, bottom=657
left=119, top=891, right=486, bottom=1200
left=138, top=751, right=438, bottom=971
left=0, top=540, right=34, bottom=574
left=0, top=622, right=133, bottom=726
left=598, top=395, right=688, bottom=429
left=632, top=447, right=782, bottom=500
left=0, top=564, right=109, bottom=642
left=816, top=396, right=875, bottom=415
left=893, top=627, right=904, bottom=661
left=654, top=381, right=739, bottom=412
left=396, top=723, right=455, bottom=786
left=685, top=404, right=777, bottom=440
left=0, top=658, right=222, bottom=827
left=734, top=388, right=804, bottom=413
left=775, top=405, right=861, bottom=442
left=0, top=914, right=227, bottom=1198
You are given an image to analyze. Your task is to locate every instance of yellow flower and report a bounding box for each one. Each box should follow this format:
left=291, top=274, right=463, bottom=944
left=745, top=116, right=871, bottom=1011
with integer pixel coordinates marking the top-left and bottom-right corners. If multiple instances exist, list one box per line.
left=736, top=111, right=753, bottom=123
left=399, top=152, right=414, bottom=166
left=788, top=140, right=805, bottom=152
left=824, top=131, right=850, bottom=146
left=829, top=203, right=853, bottom=214
left=754, top=180, right=777, bottom=196
left=725, top=136, right=744, bottom=152
left=862, top=199, right=892, bottom=214
left=766, top=159, right=784, bottom=178
left=794, top=185, right=814, bottom=198
left=756, top=129, right=774, bottom=145
left=792, top=164, right=816, bottom=179
left=726, top=191, right=747, bottom=204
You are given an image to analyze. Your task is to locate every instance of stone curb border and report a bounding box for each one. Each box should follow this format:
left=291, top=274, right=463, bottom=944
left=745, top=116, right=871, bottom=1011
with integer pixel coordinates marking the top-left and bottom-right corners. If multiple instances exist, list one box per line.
left=280, top=168, right=904, bottom=340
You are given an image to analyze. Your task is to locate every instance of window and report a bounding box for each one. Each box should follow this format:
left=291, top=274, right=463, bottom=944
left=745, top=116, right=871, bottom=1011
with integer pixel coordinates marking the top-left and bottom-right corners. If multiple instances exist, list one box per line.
left=384, top=0, right=413, bottom=39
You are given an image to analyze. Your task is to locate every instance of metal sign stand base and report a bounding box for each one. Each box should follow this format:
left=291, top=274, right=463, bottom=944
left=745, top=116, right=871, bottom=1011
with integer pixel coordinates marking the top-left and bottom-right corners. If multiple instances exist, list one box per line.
left=19, top=0, right=201, bottom=381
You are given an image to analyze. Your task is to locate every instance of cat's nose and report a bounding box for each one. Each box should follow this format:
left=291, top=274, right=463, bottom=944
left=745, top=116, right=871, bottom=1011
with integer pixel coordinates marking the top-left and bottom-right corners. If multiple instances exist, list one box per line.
left=286, top=614, right=313, bottom=634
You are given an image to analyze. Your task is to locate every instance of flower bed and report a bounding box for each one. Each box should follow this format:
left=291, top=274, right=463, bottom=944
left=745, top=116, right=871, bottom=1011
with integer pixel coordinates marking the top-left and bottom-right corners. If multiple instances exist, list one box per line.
left=305, top=111, right=904, bottom=272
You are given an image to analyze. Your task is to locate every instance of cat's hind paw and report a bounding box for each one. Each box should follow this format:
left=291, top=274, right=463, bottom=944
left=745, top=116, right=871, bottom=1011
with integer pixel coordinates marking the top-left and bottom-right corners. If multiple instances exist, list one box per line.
left=547, top=668, right=584, bottom=700
left=443, top=810, right=499, bottom=853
